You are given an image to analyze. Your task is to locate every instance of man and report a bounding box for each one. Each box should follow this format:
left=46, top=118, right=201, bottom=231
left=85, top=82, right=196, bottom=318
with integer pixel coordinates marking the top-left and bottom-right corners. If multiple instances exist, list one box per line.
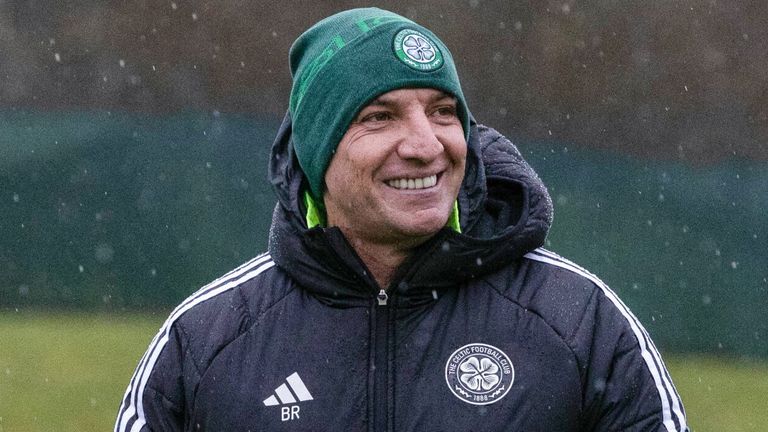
left=116, top=8, right=688, bottom=431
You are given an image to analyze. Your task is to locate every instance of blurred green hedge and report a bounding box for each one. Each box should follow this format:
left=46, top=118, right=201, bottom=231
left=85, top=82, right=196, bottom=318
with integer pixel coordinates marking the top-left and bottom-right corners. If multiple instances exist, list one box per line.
left=1, top=111, right=766, bottom=357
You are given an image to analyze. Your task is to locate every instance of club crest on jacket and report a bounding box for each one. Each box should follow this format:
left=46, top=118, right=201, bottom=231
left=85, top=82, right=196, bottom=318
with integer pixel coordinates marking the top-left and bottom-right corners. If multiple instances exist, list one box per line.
left=445, top=343, right=514, bottom=405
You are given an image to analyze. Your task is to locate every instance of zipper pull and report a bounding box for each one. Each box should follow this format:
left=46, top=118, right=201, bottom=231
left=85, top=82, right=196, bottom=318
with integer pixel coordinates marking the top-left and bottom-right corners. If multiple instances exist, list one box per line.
left=377, top=289, right=388, bottom=306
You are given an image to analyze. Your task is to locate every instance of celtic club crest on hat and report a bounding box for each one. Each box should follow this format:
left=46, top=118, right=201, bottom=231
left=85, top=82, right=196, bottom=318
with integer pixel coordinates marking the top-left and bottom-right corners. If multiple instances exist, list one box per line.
left=393, top=29, right=444, bottom=71
left=445, top=343, right=514, bottom=405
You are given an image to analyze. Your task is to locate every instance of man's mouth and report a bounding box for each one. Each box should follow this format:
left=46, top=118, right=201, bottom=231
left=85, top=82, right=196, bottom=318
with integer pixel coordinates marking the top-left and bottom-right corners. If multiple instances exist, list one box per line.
left=386, top=174, right=438, bottom=190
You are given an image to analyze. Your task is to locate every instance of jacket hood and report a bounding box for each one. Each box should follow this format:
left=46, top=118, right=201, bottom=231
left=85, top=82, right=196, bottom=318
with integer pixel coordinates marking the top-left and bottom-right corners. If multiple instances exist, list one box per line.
left=267, top=112, right=553, bottom=307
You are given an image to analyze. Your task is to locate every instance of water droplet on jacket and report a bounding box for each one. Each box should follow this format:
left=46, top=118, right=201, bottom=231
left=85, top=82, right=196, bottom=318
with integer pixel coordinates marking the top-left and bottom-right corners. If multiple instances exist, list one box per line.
left=593, top=378, right=606, bottom=391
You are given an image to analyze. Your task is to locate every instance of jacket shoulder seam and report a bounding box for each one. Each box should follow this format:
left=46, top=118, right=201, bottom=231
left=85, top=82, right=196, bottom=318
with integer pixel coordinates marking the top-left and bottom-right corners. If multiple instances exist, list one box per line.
left=482, top=278, right=585, bottom=373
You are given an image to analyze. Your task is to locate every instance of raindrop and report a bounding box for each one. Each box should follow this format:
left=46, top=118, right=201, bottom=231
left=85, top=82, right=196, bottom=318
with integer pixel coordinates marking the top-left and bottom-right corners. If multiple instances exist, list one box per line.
left=206, top=162, right=212, bottom=168
left=730, top=261, right=738, bottom=269
left=431, top=290, right=438, bottom=300
left=150, top=268, right=157, bottom=277
left=514, top=21, right=523, bottom=31
left=191, top=12, right=198, bottom=20
left=119, top=59, right=126, bottom=68
left=78, top=265, right=84, bottom=273
left=701, top=295, right=711, bottom=305
left=682, top=225, right=689, bottom=233
left=561, top=4, right=571, bottom=14
left=475, top=257, right=483, bottom=266
left=171, top=2, right=177, bottom=10
left=54, top=53, right=61, bottom=62
left=441, top=241, right=450, bottom=252
left=12, top=193, right=19, bottom=203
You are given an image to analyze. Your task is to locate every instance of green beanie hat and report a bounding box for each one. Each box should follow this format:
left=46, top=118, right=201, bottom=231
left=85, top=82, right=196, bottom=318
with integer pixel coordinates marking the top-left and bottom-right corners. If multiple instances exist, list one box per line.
left=289, top=7, right=471, bottom=200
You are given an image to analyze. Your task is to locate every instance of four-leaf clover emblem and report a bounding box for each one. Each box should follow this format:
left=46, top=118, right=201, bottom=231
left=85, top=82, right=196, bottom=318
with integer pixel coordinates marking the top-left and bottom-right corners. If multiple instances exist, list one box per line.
left=459, top=356, right=501, bottom=391
left=403, top=34, right=436, bottom=63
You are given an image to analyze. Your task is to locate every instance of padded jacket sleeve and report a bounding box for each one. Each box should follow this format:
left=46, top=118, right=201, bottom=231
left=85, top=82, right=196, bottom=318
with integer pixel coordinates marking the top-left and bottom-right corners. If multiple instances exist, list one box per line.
left=114, top=323, right=191, bottom=432
left=576, top=285, right=689, bottom=432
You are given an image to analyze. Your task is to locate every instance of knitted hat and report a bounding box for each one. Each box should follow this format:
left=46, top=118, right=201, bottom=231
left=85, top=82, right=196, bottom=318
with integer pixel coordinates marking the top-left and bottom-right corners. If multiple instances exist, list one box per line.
left=289, top=7, right=470, bottom=200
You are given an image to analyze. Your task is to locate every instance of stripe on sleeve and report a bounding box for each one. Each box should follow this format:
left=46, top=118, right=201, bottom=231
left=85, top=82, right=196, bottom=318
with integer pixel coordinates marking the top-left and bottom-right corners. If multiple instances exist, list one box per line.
left=115, top=253, right=275, bottom=432
left=524, top=248, right=688, bottom=432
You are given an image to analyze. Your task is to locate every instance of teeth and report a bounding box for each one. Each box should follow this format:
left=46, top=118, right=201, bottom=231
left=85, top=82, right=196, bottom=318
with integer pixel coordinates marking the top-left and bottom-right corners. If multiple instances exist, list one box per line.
left=387, top=175, right=437, bottom=190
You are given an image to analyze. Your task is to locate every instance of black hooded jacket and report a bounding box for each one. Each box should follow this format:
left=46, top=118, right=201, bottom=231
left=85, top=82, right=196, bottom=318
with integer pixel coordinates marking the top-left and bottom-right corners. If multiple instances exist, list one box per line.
left=115, top=115, right=688, bottom=432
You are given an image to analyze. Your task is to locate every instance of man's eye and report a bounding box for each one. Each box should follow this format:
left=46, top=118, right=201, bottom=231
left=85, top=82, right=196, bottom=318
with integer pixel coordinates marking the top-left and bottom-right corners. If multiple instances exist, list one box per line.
left=360, top=112, right=391, bottom=123
left=433, top=106, right=457, bottom=117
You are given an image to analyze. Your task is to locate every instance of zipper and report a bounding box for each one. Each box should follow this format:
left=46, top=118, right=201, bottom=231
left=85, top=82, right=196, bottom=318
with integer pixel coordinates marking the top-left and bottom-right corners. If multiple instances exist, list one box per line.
left=371, top=289, right=390, bottom=432
left=377, top=289, right=388, bottom=305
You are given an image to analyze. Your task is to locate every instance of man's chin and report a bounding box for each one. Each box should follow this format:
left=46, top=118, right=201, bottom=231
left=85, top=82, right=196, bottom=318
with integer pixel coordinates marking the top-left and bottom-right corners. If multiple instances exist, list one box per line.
left=389, top=215, right=449, bottom=240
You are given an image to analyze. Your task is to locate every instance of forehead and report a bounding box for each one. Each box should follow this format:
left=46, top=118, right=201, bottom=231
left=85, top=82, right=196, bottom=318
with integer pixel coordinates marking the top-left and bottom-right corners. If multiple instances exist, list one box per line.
left=364, top=88, right=455, bottom=108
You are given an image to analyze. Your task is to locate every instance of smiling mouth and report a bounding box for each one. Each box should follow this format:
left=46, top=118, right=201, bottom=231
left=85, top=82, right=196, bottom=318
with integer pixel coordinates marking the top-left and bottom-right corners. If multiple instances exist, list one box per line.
left=386, top=174, right=438, bottom=190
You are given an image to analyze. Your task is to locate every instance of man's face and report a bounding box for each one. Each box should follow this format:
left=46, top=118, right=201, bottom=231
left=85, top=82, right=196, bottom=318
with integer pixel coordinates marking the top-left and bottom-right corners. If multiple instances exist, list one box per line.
left=323, top=88, right=467, bottom=245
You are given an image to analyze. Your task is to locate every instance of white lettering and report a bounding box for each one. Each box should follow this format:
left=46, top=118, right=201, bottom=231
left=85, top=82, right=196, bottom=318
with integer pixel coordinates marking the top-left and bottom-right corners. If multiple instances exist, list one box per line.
left=281, top=405, right=301, bottom=421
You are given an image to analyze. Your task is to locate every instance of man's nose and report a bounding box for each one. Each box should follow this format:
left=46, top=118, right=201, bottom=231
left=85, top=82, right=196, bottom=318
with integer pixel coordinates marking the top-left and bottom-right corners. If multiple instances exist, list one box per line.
left=396, top=112, right=444, bottom=161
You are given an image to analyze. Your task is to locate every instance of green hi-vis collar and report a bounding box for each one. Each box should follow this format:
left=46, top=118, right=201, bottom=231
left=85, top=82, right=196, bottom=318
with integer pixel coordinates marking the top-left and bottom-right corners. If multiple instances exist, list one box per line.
left=304, top=190, right=327, bottom=228
left=303, top=190, right=461, bottom=233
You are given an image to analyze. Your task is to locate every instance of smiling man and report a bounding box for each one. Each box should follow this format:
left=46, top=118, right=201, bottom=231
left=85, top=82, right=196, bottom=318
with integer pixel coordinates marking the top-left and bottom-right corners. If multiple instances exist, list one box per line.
left=116, top=8, right=688, bottom=432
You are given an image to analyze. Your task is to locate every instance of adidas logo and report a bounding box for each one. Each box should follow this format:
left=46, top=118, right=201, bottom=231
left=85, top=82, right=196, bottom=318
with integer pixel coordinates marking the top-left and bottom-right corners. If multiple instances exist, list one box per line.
left=263, top=372, right=313, bottom=422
